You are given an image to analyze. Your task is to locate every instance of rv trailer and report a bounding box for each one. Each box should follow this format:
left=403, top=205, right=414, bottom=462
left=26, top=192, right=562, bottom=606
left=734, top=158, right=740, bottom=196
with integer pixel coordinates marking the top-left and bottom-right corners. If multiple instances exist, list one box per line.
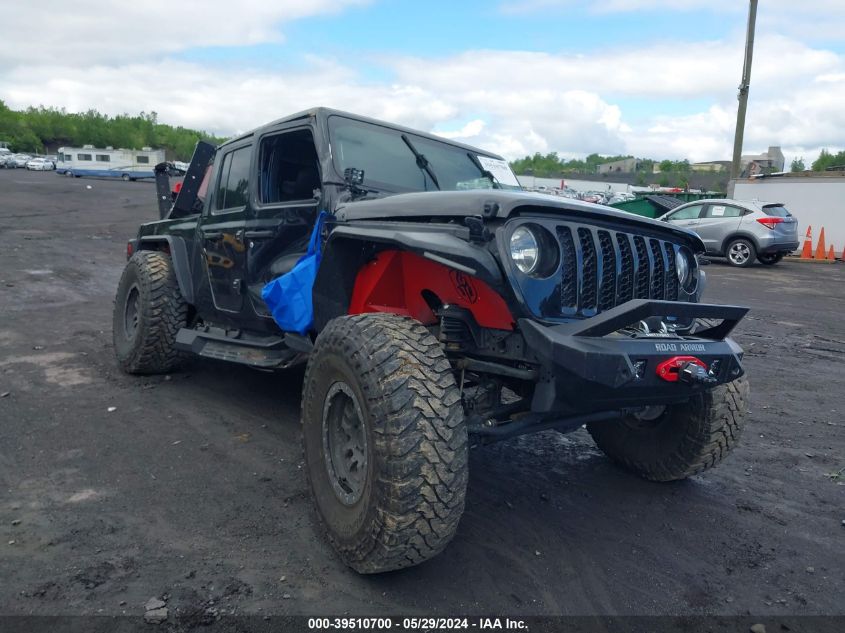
left=57, top=145, right=165, bottom=180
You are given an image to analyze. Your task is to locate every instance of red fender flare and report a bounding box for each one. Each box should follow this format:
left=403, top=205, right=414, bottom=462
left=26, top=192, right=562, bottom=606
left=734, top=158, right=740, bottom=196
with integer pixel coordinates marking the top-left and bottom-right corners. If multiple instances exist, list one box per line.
left=348, top=250, right=514, bottom=330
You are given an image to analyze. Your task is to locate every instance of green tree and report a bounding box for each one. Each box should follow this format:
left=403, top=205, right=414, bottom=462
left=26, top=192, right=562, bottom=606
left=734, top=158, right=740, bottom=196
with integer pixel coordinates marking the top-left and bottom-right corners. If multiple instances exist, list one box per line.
left=659, top=160, right=674, bottom=173
left=0, top=100, right=226, bottom=159
left=812, top=149, right=845, bottom=171
left=790, top=157, right=805, bottom=172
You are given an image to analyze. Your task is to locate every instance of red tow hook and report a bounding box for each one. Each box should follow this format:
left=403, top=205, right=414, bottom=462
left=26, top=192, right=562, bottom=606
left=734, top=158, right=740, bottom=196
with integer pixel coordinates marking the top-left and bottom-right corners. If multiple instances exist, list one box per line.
left=656, top=356, right=709, bottom=383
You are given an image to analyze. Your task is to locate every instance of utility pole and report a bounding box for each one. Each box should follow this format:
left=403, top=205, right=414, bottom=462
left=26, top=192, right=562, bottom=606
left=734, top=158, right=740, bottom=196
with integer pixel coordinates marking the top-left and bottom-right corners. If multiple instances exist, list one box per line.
left=730, top=0, right=758, bottom=181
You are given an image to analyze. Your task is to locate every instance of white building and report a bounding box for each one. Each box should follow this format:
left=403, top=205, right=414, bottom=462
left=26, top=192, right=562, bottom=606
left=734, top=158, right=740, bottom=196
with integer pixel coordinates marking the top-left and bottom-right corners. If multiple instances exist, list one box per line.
left=741, top=146, right=785, bottom=176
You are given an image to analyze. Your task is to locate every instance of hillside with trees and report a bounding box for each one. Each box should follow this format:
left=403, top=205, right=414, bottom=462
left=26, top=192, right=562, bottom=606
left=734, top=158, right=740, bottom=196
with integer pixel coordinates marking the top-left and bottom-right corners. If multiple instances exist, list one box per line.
left=509, top=152, right=637, bottom=177
left=0, top=101, right=226, bottom=160
left=811, top=149, right=845, bottom=171
left=510, top=151, right=700, bottom=188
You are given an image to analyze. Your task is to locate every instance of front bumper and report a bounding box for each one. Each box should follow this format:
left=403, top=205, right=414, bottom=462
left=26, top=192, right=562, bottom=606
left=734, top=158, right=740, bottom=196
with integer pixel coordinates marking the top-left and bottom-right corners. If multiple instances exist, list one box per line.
left=520, top=299, right=748, bottom=413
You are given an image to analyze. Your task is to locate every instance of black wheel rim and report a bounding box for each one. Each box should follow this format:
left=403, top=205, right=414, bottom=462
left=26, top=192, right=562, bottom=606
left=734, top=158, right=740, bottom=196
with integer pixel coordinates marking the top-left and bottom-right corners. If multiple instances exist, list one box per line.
left=123, top=285, right=140, bottom=341
left=322, top=381, right=368, bottom=505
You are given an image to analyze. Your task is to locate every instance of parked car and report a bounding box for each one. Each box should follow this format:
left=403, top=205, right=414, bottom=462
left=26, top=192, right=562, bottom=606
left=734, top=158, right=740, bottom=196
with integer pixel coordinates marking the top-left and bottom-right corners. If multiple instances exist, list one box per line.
left=580, top=191, right=607, bottom=204
left=12, top=154, right=32, bottom=168
left=658, top=198, right=799, bottom=266
left=608, top=192, right=636, bottom=205
left=113, top=107, right=749, bottom=574
left=26, top=157, right=55, bottom=171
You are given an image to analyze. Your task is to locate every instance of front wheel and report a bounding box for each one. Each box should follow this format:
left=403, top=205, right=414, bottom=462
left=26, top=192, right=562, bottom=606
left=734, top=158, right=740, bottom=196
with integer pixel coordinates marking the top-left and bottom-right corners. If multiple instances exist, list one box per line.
left=587, top=377, right=749, bottom=481
left=757, top=253, right=784, bottom=265
left=121, top=174, right=131, bottom=182
left=726, top=238, right=756, bottom=267
left=112, top=250, right=188, bottom=374
left=301, top=313, right=468, bottom=573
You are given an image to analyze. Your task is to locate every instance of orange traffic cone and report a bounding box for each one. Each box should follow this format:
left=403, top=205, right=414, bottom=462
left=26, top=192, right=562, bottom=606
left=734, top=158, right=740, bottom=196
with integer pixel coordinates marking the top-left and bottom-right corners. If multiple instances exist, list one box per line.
left=801, top=226, right=813, bottom=259
left=815, top=227, right=827, bottom=260
left=829, top=245, right=835, bottom=261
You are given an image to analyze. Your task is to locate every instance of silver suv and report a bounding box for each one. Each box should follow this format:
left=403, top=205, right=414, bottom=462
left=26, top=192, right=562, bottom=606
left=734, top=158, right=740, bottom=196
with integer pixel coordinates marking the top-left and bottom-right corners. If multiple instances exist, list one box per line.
left=659, top=198, right=799, bottom=267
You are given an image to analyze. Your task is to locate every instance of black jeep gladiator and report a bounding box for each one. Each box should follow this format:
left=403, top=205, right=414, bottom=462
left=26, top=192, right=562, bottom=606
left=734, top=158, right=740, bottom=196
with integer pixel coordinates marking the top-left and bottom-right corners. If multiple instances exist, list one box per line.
left=113, top=107, right=749, bottom=573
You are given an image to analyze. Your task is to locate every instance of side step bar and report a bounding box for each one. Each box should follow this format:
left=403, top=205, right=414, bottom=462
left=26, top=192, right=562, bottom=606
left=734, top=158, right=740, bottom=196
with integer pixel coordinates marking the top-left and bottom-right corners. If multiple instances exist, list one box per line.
left=175, top=327, right=306, bottom=369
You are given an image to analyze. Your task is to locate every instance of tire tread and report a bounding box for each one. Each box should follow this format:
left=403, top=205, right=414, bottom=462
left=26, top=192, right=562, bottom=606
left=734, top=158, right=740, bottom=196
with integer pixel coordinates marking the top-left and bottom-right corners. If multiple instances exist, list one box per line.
left=588, top=377, right=749, bottom=481
left=302, top=314, right=467, bottom=573
left=113, top=250, right=187, bottom=374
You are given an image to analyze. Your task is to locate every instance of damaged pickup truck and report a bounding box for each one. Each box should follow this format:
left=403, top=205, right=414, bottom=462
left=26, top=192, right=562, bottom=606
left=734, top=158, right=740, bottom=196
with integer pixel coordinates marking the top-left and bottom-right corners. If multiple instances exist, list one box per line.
left=113, top=108, right=749, bottom=573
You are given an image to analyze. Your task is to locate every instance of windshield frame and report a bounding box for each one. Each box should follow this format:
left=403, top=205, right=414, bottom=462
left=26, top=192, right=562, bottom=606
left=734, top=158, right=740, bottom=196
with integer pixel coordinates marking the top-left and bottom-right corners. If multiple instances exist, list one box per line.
left=326, top=114, right=520, bottom=194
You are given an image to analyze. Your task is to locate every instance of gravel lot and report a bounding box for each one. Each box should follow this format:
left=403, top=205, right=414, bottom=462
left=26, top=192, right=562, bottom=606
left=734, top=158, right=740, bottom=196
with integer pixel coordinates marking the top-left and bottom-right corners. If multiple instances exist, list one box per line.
left=1, top=170, right=843, bottom=621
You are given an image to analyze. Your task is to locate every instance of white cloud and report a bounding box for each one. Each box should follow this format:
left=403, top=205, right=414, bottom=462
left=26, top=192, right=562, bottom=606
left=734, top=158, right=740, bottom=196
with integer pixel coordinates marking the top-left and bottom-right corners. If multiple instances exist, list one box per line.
left=434, top=119, right=486, bottom=139
left=385, top=36, right=837, bottom=101
left=1, top=59, right=454, bottom=139
left=500, top=0, right=739, bottom=14
left=0, top=0, right=369, bottom=65
left=1, top=1, right=843, bottom=165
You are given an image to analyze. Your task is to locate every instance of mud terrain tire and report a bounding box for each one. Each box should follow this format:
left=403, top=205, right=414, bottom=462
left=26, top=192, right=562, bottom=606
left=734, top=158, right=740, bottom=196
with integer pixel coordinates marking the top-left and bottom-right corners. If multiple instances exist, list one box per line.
left=301, top=313, right=468, bottom=573
left=113, top=250, right=187, bottom=374
left=587, top=377, right=749, bottom=481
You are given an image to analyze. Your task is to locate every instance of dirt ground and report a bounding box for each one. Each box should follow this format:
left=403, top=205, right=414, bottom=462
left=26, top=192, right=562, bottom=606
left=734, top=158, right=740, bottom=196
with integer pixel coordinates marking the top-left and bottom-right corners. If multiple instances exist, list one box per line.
left=1, top=170, right=843, bottom=620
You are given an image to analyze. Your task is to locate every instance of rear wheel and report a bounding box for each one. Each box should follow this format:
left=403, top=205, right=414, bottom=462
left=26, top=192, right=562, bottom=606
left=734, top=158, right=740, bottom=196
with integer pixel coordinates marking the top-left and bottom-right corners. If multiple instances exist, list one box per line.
left=113, top=250, right=188, bottom=374
left=587, top=378, right=749, bottom=481
left=302, top=313, right=468, bottom=573
left=121, top=174, right=131, bottom=182
left=726, top=238, right=756, bottom=267
left=757, top=252, right=784, bottom=265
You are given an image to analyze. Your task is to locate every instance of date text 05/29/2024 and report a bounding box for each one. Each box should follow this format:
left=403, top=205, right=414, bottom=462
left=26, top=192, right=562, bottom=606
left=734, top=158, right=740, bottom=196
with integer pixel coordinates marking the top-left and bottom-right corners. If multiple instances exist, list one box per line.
left=307, top=617, right=527, bottom=630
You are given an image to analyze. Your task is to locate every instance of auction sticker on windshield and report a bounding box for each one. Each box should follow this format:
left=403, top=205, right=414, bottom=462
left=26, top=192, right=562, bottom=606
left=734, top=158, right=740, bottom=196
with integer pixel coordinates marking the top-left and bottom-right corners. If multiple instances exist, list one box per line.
left=476, top=156, right=520, bottom=187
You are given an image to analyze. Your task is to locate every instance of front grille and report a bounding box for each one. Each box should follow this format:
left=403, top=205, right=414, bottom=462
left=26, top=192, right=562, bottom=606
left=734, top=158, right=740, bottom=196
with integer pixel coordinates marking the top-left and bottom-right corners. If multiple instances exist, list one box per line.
left=553, top=223, right=681, bottom=317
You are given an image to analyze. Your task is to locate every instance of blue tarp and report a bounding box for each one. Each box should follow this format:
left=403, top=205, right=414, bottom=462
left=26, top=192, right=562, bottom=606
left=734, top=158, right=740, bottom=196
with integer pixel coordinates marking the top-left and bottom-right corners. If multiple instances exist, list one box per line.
left=261, top=211, right=330, bottom=335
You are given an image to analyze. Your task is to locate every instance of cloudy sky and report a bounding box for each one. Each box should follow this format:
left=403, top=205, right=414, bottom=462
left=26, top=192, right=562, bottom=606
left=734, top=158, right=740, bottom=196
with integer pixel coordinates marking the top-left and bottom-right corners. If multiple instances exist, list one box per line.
left=1, top=0, right=843, bottom=164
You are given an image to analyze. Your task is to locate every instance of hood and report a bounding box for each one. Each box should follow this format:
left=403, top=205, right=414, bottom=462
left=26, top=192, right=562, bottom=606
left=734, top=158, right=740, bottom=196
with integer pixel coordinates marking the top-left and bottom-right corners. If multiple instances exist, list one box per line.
left=335, top=190, right=705, bottom=250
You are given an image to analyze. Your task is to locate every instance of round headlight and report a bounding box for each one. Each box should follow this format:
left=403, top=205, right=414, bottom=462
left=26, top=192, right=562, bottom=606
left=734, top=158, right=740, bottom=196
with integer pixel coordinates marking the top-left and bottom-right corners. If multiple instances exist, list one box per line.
left=676, top=249, right=690, bottom=286
left=510, top=226, right=540, bottom=274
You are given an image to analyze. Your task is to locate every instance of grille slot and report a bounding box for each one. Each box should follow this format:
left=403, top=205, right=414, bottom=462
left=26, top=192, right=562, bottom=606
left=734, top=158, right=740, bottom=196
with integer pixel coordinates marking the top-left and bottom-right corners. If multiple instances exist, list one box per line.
left=577, top=228, right=598, bottom=313
left=557, top=226, right=578, bottom=311
left=546, top=223, right=684, bottom=318
left=663, top=243, right=679, bottom=300
left=649, top=238, right=665, bottom=300
left=633, top=236, right=650, bottom=299
left=597, top=230, right=616, bottom=311
left=615, top=233, right=634, bottom=304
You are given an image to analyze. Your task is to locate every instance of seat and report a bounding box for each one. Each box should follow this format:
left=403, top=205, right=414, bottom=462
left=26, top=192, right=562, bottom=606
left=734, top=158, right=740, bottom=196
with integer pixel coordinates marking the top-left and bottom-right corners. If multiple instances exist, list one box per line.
left=268, top=252, right=304, bottom=278
left=280, top=164, right=319, bottom=201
